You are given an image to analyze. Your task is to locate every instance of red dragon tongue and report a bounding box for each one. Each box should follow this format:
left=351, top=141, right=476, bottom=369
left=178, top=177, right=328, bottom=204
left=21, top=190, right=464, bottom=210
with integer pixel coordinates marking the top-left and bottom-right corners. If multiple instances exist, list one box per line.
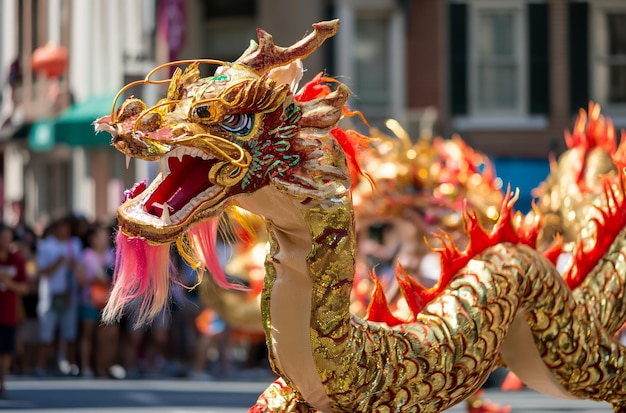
left=146, top=156, right=215, bottom=217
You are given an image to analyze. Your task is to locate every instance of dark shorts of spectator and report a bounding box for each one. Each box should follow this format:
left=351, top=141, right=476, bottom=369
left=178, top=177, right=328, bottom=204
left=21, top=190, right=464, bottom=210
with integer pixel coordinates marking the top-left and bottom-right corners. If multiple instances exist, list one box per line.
left=0, top=325, right=17, bottom=354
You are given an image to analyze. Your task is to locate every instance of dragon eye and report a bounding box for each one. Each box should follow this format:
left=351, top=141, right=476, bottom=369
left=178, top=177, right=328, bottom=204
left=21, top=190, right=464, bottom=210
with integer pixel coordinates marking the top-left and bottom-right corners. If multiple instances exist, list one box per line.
left=221, top=114, right=254, bottom=136
left=194, top=105, right=212, bottom=118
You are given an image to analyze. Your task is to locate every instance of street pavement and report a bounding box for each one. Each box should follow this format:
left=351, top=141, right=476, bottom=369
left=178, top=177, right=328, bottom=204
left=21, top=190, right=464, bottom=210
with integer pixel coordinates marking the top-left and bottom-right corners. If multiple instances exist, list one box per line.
left=0, top=377, right=613, bottom=412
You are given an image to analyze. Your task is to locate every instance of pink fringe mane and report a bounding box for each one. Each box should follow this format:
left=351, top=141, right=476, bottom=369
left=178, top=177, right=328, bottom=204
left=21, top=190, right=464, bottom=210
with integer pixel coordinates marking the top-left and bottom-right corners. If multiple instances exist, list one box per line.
left=187, top=218, right=246, bottom=290
left=103, top=216, right=249, bottom=327
left=102, top=232, right=172, bottom=327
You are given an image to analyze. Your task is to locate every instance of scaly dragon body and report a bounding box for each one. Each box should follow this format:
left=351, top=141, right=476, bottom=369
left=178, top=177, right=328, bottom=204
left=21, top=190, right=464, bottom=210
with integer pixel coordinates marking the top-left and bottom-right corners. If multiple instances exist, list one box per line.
left=96, top=20, right=626, bottom=412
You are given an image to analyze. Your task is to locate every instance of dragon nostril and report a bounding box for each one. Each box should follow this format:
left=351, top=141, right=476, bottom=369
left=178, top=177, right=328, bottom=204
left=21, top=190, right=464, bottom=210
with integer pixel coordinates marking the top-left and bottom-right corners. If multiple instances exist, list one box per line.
left=118, top=99, right=146, bottom=122
left=137, top=112, right=162, bottom=132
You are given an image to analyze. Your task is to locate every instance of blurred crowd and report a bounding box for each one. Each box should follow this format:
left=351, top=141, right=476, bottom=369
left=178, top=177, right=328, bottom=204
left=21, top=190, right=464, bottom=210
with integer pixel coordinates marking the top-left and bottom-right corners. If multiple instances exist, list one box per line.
left=0, top=214, right=272, bottom=396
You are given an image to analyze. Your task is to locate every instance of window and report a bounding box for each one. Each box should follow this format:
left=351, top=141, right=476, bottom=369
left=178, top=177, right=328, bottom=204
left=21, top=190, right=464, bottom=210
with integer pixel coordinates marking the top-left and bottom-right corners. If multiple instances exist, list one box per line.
left=201, top=0, right=256, bottom=19
left=470, top=2, right=525, bottom=116
left=449, top=1, right=549, bottom=130
left=334, top=0, right=406, bottom=130
left=353, top=14, right=391, bottom=116
left=592, top=2, right=626, bottom=111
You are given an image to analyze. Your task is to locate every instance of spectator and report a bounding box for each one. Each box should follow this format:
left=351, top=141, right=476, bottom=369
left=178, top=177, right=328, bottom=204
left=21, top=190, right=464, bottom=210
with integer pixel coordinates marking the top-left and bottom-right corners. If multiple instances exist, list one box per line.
left=122, top=311, right=171, bottom=378
left=0, top=223, right=28, bottom=398
left=35, top=217, right=81, bottom=376
left=75, top=223, right=115, bottom=377
left=189, top=307, right=228, bottom=380
left=14, top=226, right=39, bottom=375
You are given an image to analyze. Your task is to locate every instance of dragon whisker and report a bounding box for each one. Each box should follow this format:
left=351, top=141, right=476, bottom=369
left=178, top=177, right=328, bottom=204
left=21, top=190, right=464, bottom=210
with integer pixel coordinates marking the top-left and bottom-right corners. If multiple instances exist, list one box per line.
left=144, top=59, right=228, bottom=83
left=182, top=133, right=251, bottom=168
left=110, top=78, right=170, bottom=123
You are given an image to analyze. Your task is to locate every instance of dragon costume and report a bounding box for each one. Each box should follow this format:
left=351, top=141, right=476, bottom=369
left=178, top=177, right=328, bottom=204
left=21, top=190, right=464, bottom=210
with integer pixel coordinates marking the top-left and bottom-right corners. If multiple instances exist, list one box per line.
left=96, top=20, right=626, bottom=412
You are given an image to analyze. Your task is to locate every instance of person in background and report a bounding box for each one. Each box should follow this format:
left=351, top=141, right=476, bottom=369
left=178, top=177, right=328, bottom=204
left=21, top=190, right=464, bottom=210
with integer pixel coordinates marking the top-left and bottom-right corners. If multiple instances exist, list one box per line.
left=0, top=223, right=28, bottom=398
left=75, top=223, right=116, bottom=378
left=122, top=310, right=171, bottom=378
left=14, top=226, right=39, bottom=376
left=35, top=217, right=81, bottom=376
left=189, top=306, right=229, bottom=380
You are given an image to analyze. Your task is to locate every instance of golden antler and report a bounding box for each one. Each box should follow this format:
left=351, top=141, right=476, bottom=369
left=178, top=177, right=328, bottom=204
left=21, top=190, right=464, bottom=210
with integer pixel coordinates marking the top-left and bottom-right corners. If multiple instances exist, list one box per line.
left=237, top=19, right=339, bottom=74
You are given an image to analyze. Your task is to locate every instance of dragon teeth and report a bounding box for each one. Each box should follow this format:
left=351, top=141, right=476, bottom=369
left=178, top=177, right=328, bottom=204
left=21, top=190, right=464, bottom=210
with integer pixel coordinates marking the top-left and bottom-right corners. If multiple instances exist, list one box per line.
left=174, top=203, right=194, bottom=221
left=126, top=155, right=131, bottom=169
left=159, top=157, right=168, bottom=176
left=160, top=202, right=172, bottom=225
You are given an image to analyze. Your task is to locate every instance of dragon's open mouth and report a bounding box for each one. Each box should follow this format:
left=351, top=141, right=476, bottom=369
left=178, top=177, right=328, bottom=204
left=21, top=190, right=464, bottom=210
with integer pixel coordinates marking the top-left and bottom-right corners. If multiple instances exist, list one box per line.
left=147, top=152, right=220, bottom=217
left=122, top=147, right=226, bottom=228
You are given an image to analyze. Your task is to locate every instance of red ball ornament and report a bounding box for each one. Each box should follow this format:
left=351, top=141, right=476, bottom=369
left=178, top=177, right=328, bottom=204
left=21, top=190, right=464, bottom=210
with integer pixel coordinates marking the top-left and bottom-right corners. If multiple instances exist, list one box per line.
left=31, top=44, right=69, bottom=78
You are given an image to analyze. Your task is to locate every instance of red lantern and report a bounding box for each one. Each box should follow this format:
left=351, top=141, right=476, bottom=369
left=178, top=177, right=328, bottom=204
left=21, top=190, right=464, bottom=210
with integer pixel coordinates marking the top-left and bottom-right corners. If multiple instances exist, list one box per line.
left=31, top=44, right=69, bottom=78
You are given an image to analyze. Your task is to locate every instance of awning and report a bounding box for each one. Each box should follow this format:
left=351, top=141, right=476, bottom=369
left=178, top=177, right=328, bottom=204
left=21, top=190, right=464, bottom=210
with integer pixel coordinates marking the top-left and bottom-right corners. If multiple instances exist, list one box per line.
left=28, top=94, right=116, bottom=151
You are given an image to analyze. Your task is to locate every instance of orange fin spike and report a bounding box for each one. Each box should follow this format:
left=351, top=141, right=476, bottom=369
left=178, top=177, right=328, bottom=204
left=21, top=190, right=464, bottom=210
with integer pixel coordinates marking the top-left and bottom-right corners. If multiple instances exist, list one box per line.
left=514, top=199, right=543, bottom=248
left=614, top=131, right=626, bottom=168
left=437, top=188, right=521, bottom=298
left=365, top=270, right=405, bottom=326
left=543, top=234, right=563, bottom=267
left=432, top=230, right=464, bottom=288
left=462, top=202, right=491, bottom=257
left=294, top=72, right=331, bottom=102
left=490, top=187, right=521, bottom=245
left=342, top=107, right=370, bottom=127
left=515, top=210, right=539, bottom=247
left=519, top=201, right=543, bottom=248
left=549, top=153, right=558, bottom=173
left=563, top=173, right=626, bottom=289
left=330, top=127, right=372, bottom=190
left=395, top=264, right=433, bottom=318
left=564, top=103, right=621, bottom=193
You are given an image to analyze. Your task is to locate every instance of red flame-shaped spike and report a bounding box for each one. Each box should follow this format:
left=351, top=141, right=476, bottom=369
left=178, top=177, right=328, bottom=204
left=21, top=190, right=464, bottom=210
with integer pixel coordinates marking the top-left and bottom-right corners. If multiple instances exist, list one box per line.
left=365, top=270, right=405, bottom=326
left=395, top=264, right=431, bottom=319
left=365, top=187, right=540, bottom=322
left=542, top=234, right=564, bottom=267
left=563, top=172, right=626, bottom=289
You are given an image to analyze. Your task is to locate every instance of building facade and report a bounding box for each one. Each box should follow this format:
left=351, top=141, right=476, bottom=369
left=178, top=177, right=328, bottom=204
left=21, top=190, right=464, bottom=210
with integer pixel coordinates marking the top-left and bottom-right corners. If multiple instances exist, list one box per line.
left=0, top=0, right=624, bottom=228
left=419, top=0, right=626, bottom=159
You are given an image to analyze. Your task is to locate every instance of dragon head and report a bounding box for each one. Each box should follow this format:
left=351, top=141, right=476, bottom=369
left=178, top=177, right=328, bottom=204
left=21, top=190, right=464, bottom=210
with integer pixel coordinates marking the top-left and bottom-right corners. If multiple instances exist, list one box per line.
left=96, top=20, right=350, bottom=244
left=96, top=20, right=361, bottom=324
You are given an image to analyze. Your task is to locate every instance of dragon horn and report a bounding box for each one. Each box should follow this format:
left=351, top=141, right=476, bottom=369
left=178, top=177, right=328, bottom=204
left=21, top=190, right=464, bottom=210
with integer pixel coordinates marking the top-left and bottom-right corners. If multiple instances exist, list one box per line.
left=237, top=19, right=340, bottom=74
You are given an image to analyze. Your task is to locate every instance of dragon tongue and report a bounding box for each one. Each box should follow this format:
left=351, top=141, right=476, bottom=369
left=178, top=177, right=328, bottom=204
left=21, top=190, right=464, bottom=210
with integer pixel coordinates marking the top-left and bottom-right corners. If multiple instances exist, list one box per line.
left=166, top=157, right=216, bottom=210
left=146, top=155, right=217, bottom=217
